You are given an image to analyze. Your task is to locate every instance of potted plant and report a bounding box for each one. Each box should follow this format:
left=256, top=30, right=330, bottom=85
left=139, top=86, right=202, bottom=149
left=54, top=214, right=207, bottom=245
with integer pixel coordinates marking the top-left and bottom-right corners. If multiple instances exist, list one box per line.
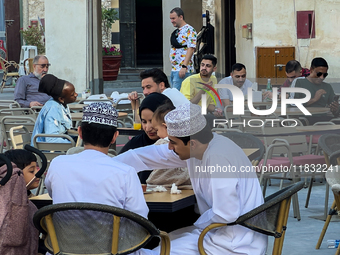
left=20, top=25, right=45, bottom=54
left=102, top=6, right=122, bottom=81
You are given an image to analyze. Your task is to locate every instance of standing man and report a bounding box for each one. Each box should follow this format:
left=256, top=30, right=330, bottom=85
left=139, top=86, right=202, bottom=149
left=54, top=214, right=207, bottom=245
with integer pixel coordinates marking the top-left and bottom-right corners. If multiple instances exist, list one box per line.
left=180, top=54, right=222, bottom=117
left=115, top=103, right=267, bottom=255
left=217, top=63, right=253, bottom=110
left=169, top=7, right=197, bottom=91
left=14, top=55, right=51, bottom=108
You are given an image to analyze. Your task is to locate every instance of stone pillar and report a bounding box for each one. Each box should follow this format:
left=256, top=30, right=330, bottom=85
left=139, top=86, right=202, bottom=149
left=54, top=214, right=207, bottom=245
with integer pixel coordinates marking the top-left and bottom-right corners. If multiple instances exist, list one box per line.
left=214, top=0, right=225, bottom=78
left=45, top=0, right=102, bottom=94
left=22, top=0, right=29, bottom=29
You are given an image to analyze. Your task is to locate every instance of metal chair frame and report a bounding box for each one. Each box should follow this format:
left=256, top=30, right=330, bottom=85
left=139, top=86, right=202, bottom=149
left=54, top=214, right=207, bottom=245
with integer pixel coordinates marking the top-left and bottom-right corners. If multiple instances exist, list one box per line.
left=33, top=202, right=170, bottom=255
left=198, top=181, right=304, bottom=255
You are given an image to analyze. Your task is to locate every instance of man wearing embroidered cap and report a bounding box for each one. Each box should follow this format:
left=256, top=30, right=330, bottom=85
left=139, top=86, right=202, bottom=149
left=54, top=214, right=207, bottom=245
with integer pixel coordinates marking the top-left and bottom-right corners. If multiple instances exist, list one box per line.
left=45, top=103, right=149, bottom=243
left=115, top=103, right=267, bottom=255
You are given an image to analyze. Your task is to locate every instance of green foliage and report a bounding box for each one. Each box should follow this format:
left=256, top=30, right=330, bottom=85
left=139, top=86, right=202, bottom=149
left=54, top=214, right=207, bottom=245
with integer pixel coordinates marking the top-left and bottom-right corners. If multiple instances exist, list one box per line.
left=20, top=26, right=45, bottom=54
left=102, top=7, right=119, bottom=29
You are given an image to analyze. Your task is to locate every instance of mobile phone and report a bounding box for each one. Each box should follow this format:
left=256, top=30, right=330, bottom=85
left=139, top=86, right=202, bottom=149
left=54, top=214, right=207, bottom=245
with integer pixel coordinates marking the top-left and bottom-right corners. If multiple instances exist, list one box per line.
left=334, top=95, right=339, bottom=102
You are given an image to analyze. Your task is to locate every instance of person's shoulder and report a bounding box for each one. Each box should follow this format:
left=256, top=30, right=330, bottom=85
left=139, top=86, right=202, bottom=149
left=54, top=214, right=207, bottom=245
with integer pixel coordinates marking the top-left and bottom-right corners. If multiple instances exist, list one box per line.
left=218, top=76, right=232, bottom=85
left=17, top=73, right=34, bottom=83
left=183, top=73, right=200, bottom=84
left=184, top=23, right=196, bottom=32
left=110, top=157, right=138, bottom=175
left=244, top=79, right=253, bottom=88
left=294, top=77, right=309, bottom=87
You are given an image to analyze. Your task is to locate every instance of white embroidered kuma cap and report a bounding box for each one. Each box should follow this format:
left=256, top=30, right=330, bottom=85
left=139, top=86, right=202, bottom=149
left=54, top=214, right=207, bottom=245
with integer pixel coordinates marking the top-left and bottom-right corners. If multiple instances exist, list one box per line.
left=82, top=102, right=118, bottom=127
left=165, top=103, right=206, bottom=137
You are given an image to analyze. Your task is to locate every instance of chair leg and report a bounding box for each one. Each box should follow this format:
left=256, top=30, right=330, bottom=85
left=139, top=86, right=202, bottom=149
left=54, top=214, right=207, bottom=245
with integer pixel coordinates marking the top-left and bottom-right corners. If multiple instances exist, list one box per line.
left=336, top=244, right=340, bottom=255
left=262, top=178, right=268, bottom=197
left=273, top=198, right=291, bottom=255
left=316, top=200, right=336, bottom=249
left=292, top=192, right=301, bottom=221
left=324, top=182, right=330, bottom=220
left=305, top=178, right=314, bottom=208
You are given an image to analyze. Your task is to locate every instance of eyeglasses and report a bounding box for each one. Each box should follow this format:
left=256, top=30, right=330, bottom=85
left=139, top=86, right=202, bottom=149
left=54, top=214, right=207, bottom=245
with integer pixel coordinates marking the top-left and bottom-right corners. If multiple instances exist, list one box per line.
left=36, top=64, right=51, bottom=68
left=316, top=72, right=328, bottom=78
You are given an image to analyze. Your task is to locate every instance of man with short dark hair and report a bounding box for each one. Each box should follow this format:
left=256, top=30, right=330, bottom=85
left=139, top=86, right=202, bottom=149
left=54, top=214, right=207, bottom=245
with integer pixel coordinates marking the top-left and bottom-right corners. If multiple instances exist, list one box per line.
left=45, top=102, right=148, bottom=220
left=14, top=55, right=51, bottom=107
left=169, top=7, right=197, bottom=90
left=115, top=103, right=267, bottom=254
left=264, top=59, right=310, bottom=99
left=128, top=68, right=189, bottom=111
left=217, top=63, right=253, bottom=109
left=180, top=54, right=222, bottom=117
left=294, top=57, right=339, bottom=119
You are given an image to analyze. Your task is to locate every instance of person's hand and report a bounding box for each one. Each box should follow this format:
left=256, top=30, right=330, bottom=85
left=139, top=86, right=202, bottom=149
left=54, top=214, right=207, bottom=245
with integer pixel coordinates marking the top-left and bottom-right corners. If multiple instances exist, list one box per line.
left=128, top=91, right=139, bottom=101
left=330, top=101, right=339, bottom=116
left=29, top=101, right=43, bottom=107
left=179, top=67, right=187, bottom=78
left=313, top=89, right=327, bottom=101
left=213, top=108, right=223, bottom=117
left=263, top=91, right=273, bottom=99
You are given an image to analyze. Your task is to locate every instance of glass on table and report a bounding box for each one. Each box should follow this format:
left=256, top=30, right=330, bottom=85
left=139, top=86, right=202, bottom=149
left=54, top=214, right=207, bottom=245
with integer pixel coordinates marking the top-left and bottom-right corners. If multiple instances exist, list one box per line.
left=133, top=104, right=141, bottom=130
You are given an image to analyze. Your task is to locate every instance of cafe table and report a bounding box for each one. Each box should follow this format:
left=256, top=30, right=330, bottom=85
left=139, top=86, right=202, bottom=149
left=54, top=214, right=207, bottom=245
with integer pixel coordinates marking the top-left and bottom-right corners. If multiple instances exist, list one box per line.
left=274, top=107, right=330, bottom=117
left=30, top=190, right=195, bottom=213
left=296, top=124, right=340, bottom=132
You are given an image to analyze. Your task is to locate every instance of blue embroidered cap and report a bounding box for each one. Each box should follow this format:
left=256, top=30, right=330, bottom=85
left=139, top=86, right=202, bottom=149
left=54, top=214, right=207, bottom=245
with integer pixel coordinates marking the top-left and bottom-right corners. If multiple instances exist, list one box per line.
left=82, top=102, right=118, bottom=127
left=165, top=103, right=206, bottom=137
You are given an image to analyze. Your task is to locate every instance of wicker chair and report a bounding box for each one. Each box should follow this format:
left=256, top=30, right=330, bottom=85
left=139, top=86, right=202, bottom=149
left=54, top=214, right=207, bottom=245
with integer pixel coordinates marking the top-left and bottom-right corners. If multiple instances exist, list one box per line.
left=0, top=56, right=19, bottom=92
left=33, top=202, right=170, bottom=255
left=316, top=149, right=340, bottom=252
left=198, top=181, right=304, bottom=255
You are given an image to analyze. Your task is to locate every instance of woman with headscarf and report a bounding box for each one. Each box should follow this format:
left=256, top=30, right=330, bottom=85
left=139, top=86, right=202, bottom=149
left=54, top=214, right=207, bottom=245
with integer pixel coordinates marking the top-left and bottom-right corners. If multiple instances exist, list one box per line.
left=119, top=92, right=170, bottom=182
left=31, top=74, right=78, bottom=144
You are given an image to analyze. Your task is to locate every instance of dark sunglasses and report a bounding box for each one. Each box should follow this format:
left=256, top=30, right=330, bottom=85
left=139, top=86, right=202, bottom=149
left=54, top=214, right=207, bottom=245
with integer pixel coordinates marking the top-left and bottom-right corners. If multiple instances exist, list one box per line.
left=316, top=72, right=328, bottom=78
left=36, top=64, right=51, bottom=68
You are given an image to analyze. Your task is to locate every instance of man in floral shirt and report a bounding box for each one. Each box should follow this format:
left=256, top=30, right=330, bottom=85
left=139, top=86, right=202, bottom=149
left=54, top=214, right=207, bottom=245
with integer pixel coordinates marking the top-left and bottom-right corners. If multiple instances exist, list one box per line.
left=169, top=7, right=197, bottom=91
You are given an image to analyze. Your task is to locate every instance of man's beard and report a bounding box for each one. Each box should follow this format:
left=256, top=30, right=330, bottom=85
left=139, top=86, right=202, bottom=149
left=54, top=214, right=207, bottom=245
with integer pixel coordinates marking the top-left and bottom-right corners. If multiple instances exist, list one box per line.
left=34, top=71, right=47, bottom=80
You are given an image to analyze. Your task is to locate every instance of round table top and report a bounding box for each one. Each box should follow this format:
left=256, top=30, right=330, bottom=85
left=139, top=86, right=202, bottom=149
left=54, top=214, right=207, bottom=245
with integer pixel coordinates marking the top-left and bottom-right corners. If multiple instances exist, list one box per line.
left=274, top=107, right=330, bottom=116
left=296, top=124, right=340, bottom=132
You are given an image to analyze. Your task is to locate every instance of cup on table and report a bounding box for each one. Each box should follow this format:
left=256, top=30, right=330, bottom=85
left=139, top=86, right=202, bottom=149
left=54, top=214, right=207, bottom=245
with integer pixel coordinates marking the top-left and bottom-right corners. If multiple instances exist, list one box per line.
left=133, top=104, right=141, bottom=130
left=141, top=184, right=147, bottom=192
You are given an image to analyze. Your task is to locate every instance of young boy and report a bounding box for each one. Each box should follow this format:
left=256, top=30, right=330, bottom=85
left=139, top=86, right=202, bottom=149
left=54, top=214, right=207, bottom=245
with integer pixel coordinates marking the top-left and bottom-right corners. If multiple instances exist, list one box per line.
left=151, top=101, right=175, bottom=139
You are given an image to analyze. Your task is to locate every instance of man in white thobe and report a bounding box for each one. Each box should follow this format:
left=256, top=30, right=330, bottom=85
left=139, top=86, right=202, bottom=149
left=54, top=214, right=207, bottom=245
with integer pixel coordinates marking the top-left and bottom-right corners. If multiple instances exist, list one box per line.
left=114, top=103, right=268, bottom=255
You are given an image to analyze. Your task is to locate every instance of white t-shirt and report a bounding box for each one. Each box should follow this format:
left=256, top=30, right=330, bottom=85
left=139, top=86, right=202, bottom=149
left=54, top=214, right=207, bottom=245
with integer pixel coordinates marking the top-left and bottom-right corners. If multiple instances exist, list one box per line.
left=45, top=149, right=149, bottom=218
left=216, top=76, right=253, bottom=110
left=162, top=87, right=190, bottom=107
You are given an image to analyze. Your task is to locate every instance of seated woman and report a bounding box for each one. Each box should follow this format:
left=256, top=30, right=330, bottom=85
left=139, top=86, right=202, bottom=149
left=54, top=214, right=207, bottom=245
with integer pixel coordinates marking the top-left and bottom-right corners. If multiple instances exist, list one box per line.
left=4, top=149, right=40, bottom=197
left=31, top=74, right=78, bottom=144
left=119, top=92, right=169, bottom=183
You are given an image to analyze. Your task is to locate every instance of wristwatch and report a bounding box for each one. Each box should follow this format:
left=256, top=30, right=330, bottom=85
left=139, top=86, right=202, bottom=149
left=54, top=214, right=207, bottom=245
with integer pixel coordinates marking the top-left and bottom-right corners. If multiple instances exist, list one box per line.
left=182, top=65, right=187, bottom=69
